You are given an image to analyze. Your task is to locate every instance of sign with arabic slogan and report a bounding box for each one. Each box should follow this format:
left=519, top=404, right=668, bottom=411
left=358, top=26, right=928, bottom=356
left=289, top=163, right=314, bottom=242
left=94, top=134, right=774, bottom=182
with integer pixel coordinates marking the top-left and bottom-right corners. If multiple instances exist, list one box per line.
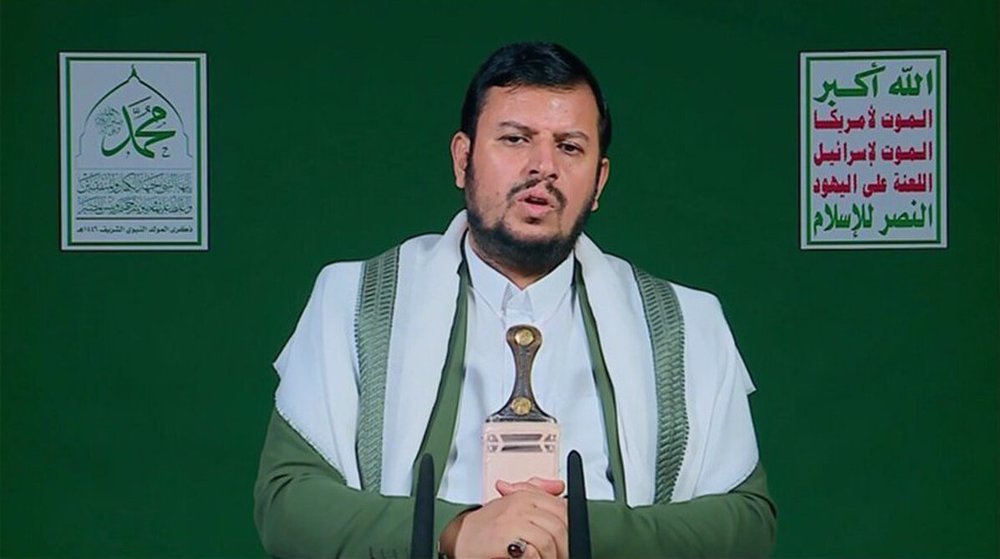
left=800, top=50, right=946, bottom=249
left=60, top=53, right=208, bottom=250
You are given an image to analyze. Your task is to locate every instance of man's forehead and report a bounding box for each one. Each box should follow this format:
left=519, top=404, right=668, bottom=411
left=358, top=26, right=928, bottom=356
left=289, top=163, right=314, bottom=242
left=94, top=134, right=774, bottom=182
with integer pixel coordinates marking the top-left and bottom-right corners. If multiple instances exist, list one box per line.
left=478, top=84, right=600, bottom=130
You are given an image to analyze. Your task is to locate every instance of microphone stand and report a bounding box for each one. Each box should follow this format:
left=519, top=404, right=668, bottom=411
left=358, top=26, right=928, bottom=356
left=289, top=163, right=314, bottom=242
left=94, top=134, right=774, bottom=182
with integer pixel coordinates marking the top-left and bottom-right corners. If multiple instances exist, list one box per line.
left=410, top=454, right=435, bottom=559
left=567, top=450, right=592, bottom=559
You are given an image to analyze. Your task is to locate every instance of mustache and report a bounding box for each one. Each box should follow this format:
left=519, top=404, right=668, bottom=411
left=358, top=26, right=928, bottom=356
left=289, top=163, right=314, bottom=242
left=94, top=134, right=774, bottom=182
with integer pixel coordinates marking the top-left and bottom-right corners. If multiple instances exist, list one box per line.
left=507, top=177, right=567, bottom=209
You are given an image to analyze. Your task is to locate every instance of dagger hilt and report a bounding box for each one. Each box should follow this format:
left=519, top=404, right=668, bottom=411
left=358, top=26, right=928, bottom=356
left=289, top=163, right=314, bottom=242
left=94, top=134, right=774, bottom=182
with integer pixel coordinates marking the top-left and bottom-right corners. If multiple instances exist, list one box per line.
left=487, top=324, right=555, bottom=423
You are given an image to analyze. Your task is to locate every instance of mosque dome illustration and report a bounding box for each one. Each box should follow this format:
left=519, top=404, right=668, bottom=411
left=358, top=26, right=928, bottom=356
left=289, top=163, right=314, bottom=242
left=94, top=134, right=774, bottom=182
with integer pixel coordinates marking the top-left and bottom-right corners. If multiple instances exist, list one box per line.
left=76, top=66, right=192, bottom=169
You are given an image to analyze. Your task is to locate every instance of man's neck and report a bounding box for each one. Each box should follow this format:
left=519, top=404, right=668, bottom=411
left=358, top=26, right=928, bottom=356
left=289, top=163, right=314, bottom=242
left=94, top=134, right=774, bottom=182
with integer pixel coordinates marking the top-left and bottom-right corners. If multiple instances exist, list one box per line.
left=466, top=233, right=550, bottom=290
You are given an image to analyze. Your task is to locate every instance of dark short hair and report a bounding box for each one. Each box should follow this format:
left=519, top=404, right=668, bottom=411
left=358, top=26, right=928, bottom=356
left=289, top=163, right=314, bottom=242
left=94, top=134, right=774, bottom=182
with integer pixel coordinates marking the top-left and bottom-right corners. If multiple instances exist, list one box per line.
left=460, top=42, right=612, bottom=157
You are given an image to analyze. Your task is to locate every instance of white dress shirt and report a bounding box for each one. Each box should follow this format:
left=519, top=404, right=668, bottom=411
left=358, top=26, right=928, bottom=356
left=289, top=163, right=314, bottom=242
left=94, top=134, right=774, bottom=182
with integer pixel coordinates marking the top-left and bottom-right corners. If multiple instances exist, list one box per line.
left=438, top=236, right=615, bottom=504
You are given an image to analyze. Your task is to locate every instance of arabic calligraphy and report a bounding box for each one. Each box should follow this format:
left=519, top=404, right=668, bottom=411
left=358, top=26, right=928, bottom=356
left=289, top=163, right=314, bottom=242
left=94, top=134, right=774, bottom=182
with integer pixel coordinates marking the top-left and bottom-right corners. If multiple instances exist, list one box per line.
left=803, top=51, right=945, bottom=248
left=809, top=172, right=934, bottom=199
left=77, top=195, right=193, bottom=216
left=812, top=202, right=873, bottom=237
left=64, top=56, right=206, bottom=248
left=812, top=140, right=933, bottom=166
left=99, top=104, right=177, bottom=159
left=75, top=224, right=194, bottom=235
left=74, top=171, right=193, bottom=221
left=813, top=107, right=933, bottom=134
left=812, top=200, right=934, bottom=238
left=812, top=63, right=886, bottom=106
left=77, top=172, right=191, bottom=195
left=812, top=64, right=933, bottom=106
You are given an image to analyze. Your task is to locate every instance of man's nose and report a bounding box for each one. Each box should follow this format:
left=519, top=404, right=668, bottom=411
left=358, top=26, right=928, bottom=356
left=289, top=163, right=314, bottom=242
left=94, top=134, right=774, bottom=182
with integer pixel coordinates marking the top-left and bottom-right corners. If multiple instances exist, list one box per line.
left=527, top=140, right=559, bottom=181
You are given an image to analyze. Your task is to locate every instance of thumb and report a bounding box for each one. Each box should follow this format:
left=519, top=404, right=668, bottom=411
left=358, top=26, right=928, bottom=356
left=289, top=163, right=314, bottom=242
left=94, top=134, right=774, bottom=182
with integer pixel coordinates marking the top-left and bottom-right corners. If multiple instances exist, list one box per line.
left=495, top=479, right=515, bottom=496
left=527, top=477, right=565, bottom=496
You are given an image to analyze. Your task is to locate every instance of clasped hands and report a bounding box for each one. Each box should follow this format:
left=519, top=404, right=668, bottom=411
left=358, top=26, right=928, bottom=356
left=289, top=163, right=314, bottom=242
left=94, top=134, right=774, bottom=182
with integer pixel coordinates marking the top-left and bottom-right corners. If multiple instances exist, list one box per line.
left=439, top=477, right=568, bottom=559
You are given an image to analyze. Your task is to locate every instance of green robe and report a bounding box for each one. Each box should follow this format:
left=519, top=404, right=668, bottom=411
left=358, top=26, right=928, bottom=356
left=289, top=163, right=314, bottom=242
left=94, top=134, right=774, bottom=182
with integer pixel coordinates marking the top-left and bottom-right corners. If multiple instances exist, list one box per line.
left=255, top=263, right=777, bottom=557
left=255, top=410, right=776, bottom=558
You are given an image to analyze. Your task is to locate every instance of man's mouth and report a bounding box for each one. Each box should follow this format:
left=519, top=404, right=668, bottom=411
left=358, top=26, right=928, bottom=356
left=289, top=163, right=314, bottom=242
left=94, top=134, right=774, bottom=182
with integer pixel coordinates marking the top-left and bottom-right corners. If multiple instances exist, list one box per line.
left=508, top=178, right=565, bottom=213
left=511, top=186, right=561, bottom=221
left=519, top=191, right=556, bottom=208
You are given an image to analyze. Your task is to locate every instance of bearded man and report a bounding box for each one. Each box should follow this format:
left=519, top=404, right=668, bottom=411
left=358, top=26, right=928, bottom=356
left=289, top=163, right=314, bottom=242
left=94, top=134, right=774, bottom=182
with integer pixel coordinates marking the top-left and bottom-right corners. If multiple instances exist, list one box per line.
left=254, top=42, right=777, bottom=559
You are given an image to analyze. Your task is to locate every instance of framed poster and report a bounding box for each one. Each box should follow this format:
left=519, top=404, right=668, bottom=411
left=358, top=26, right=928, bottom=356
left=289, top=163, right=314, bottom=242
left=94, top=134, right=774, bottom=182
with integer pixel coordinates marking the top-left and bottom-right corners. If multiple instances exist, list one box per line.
left=800, top=50, right=946, bottom=249
left=60, top=52, right=208, bottom=250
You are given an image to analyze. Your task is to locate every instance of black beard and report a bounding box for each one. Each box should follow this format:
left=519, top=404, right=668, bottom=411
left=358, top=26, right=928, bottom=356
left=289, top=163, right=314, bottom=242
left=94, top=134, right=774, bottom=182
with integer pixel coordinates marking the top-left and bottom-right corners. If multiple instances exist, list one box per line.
left=464, top=162, right=595, bottom=279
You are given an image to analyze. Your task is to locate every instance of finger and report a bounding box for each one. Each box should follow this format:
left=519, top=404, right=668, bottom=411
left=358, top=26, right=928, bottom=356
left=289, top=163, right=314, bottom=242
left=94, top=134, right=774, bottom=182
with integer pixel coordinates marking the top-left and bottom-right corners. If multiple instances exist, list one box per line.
left=497, top=479, right=515, bottom=496
left=505, top=538, right=541, bottom=559
left=532, top=492, right=568, bottom=523
left=515, top=522, right=560, bottom=559
left=454, top=504, right=551, bottom=559
left=525, top=507, right=568, bottom=538
left=498, top=480, right=544, bottom=497
left=526, top=511, right=568, bottom=559
left=522, top=542, right=542, bottom=559
left=499, top=491, right=567, bottom=524
left=526, top=477, right=565, bottom=495
left=498, top=479, right=561, bottom=497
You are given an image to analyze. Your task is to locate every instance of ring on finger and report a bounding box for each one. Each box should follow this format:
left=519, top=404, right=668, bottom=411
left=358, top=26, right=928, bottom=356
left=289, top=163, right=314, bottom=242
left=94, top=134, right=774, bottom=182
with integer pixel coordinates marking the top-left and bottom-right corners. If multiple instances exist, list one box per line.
left=506, top=537, right=528, bottom=559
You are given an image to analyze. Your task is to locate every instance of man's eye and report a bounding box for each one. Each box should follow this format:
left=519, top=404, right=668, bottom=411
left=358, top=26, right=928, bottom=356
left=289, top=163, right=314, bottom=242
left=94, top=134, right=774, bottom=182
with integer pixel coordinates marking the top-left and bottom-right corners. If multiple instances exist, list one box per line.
left=501, top=135, right=527, bottom=145
left=560, top=143, right=583, bottom=154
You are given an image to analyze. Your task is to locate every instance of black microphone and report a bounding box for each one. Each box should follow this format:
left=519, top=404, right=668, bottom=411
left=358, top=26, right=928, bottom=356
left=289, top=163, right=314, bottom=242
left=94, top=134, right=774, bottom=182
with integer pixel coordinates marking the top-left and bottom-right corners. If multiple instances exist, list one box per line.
left=410, top=454, right=435, bottom=559
left=567, top=450, right=592, bottom=559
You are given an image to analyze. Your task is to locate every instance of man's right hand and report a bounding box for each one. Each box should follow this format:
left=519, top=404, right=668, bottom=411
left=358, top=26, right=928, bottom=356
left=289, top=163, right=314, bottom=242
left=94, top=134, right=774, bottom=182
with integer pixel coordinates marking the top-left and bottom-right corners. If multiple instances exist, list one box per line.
left=439, top=479, right=568, bottom=559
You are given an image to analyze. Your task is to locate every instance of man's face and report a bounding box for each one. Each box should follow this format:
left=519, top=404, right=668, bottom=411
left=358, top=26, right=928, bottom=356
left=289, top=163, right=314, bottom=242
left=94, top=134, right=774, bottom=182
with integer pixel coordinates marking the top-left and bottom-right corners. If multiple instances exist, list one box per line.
left=450, top=84, right=610, bottom=273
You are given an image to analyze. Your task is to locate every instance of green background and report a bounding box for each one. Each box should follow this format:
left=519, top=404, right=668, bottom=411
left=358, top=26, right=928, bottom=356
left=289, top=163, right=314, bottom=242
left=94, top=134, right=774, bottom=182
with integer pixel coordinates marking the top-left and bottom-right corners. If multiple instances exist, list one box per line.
left=2, top=1, right=997, bottom=557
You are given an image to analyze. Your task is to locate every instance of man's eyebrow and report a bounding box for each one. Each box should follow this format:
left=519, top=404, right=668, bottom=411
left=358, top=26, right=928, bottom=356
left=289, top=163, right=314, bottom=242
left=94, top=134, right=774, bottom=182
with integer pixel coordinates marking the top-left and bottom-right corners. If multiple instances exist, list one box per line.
left=497, top=121, right=536, bottom=134
left=497, top=121, right=591, bottom=143
left=554, top=130, right=591, bottom=143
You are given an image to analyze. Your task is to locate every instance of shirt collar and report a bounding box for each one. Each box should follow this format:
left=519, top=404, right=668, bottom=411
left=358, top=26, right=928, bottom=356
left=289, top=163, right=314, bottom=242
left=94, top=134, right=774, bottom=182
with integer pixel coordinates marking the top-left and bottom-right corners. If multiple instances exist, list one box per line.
left=464, top=233, right=574, bottom=324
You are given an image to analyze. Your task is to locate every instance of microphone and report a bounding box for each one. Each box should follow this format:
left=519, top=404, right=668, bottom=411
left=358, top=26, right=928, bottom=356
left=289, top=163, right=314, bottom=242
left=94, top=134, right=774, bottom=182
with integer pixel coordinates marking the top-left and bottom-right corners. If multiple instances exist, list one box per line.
left=567, top=450, right=592, bottom=559
left=410, top=454, right=435, bottom=559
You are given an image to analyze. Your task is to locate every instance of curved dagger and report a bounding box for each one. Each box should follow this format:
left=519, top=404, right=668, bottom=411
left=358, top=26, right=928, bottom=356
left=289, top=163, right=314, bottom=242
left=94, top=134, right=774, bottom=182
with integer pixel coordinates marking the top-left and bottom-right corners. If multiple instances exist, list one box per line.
left=486, top=324, right=556, bottom=423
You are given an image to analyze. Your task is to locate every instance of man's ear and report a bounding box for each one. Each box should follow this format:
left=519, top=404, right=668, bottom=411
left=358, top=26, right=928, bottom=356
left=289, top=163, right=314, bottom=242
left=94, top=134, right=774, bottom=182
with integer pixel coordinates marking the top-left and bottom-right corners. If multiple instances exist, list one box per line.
left=593, top=157, right=610, bottom=210
left=451, top=132, right=471, bottom=189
